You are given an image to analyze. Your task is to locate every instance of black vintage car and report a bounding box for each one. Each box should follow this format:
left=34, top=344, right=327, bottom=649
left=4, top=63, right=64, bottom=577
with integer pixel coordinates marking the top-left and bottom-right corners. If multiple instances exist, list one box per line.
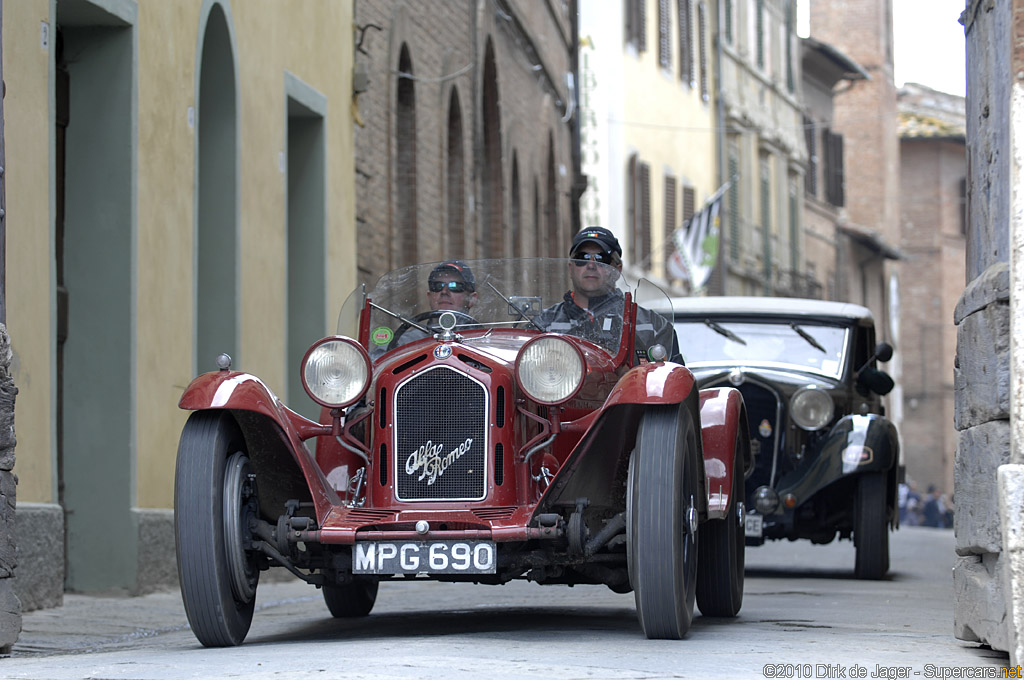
left=660, top=296, right=898, bottom=579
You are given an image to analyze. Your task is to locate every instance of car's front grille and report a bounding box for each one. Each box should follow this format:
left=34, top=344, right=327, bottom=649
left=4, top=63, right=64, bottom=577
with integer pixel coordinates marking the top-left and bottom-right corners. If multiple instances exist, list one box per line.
left=734, top=381, right=784, bottom=486
left=394, top=366, right=488, bottom=501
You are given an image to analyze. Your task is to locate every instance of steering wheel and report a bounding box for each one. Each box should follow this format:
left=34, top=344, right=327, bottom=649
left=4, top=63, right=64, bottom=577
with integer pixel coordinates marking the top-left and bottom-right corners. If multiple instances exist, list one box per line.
left=388, top=310, right=480, bottom=350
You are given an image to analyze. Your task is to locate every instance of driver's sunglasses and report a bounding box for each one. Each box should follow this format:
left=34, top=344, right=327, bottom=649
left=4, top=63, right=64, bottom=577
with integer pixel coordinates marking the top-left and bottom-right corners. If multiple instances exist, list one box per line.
left=428, top=280, right=471, bottom=293
left=572, top=251, right=614, bottom=266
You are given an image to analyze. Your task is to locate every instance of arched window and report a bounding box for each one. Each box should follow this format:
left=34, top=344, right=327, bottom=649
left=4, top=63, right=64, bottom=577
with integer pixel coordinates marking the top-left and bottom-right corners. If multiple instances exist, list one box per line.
left=511, top=152, right=521, bottom=258
left=482, top=39, right=504, bottom=257
left=446, top=88, right=465, bottom=258
left=396, top=44, right=417, bottom=266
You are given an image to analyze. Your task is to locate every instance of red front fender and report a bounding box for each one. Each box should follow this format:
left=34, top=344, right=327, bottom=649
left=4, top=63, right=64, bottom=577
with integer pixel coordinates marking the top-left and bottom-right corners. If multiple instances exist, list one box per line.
left=603, top=362, right=696, bottom=408
left=178, top=371, right=341, bottom=519
left=698, top=387, right=749, bottom=520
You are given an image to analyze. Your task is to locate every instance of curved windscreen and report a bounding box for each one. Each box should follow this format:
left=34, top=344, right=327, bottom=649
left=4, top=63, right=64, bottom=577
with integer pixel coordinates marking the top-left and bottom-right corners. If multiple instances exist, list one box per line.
left=337, top=258, right=635, bottom=357
left=672, top=318, right=850, bottom=379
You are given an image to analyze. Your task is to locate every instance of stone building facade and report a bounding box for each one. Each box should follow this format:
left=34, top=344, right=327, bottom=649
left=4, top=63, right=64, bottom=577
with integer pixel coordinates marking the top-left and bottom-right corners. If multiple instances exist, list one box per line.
left=953, top=0, right=1022, bottom=663
left=716, top=0, right=808, bottom=298
left=352, top=0, right=580, bottom=287
left=897, top=83, right=966, bottom=499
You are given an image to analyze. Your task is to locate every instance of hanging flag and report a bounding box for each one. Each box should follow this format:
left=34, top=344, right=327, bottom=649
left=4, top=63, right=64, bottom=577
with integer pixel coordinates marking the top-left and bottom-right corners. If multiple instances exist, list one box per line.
left=668, top=188, right=725, bottom=292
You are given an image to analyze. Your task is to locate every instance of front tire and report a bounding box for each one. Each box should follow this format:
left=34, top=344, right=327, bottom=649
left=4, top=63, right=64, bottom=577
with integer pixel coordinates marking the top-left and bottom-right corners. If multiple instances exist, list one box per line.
left=175, top=411, right=260, bottom=647
left=628, top=404, right=700, bottom=639
left=696, top=435, right=745, bottom=617
left=854, top=471, right=890, bottom=579
left=323, top=579, right=379, bottom=617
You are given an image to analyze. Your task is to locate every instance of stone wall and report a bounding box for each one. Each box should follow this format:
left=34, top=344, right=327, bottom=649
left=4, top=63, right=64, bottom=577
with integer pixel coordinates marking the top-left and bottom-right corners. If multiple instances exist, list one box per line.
left=953, top=0, right=1014, bottom=660
left=953, top=263, right=1010, bottom=650
left=0, top=325, right=19, bottom=650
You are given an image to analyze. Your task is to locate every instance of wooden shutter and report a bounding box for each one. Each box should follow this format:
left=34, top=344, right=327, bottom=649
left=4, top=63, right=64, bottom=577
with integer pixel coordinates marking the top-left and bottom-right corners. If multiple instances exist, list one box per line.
left=659, top=0, right=671, bottom=68
left=678, top=0, right=692, bottom=85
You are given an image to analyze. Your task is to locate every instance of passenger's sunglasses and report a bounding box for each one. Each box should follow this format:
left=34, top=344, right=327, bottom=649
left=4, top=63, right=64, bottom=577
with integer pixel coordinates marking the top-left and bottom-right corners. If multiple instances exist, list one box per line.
left=428, top=280, right=471, bottom=293
left=572, top=251, right=614, bottom=266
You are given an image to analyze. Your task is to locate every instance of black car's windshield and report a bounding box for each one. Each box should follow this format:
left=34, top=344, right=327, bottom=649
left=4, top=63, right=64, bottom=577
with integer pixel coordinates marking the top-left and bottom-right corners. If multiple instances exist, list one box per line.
left=338, top=258, right=644, bottom=357
left=673, top=318, right=849, bottom=379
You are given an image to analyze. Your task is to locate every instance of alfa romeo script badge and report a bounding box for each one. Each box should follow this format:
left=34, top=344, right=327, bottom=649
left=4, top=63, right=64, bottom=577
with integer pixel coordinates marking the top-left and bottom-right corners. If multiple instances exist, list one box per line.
left=433, top=344, right=452, bottom=360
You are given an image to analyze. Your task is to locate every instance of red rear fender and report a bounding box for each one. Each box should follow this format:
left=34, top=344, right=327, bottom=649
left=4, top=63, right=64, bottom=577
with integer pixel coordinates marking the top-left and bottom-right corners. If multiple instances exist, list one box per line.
left=698, top=387, right=750, bottom=519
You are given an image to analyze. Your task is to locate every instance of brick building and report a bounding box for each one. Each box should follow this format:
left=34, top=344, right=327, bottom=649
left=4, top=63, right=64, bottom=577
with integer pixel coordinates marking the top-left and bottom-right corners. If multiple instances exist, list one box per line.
left=353, top=0, right=580, bottom=287
left=897, top=83, right=966, bottom=499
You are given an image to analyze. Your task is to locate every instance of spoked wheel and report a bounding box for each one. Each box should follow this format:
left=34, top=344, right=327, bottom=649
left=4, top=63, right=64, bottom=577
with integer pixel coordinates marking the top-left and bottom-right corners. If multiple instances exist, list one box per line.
left=323, top=578, right=379, bottom=617
left=175, top=411, right=261, bottom=647
left=627, top=404, right=700, bottom=639
left=696, top=433, right=745, bottom=617
left=854, top=471, right=890, bottom=579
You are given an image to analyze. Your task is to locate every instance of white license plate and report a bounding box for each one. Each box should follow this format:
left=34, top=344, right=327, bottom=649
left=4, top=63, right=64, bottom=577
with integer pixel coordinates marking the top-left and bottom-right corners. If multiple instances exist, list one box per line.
left=352, top=540, right=496, bottom=575
left=744, top=513, right=764, bottom=538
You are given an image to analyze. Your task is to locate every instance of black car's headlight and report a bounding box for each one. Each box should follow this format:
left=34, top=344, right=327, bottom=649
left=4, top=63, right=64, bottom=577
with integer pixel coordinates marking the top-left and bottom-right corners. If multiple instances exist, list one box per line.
left=790, top=386, right=835, bottom=431
left=515, top=335, right=585, bottom=405
left=301, top=337, right=371, bottom=408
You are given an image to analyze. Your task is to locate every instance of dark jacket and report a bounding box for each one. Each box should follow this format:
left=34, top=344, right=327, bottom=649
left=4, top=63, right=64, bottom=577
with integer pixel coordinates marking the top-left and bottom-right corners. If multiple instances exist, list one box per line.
left=534, top=290, right=682, bottom=364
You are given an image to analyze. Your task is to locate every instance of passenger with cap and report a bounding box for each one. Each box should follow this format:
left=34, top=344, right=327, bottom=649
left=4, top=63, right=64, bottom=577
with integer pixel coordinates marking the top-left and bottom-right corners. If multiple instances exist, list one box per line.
left=534, top=227, right=681, bottom=363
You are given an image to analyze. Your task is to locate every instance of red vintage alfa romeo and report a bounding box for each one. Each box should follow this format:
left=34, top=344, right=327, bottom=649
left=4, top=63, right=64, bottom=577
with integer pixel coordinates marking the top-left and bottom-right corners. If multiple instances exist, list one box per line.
left=174, top=257, right=751, bottom=646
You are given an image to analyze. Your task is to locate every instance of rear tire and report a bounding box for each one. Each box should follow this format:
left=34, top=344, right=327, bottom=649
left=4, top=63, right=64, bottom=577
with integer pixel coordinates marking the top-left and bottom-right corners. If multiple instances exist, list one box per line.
left=628, top=404, right=699, bottom=639
left=696, top=436, right=745, bottom=617
left=854, top=471, right=890, bottom=579
left=323, top=579, right=379, bottom=617
left=175, top=411, right=260, bottom=647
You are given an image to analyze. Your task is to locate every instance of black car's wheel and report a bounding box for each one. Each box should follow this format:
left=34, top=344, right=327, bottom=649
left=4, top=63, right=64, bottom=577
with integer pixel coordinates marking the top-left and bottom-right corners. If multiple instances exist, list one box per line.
left=389, top=310, right=479, bottom=348
left=323, top=578, right=379, bottom=617
left=696, top=433, right=745, bottom=617
left=854, top=471, right=890, bottom=579
left=627, top=404, right=699, bottom=639
left=175, top=411, right=260, bottom=647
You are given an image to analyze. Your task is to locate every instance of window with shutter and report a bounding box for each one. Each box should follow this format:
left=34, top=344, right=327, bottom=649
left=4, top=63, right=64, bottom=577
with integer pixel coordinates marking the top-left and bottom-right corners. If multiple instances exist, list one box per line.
left=824, top=129, right=844, bottom=207
left=728, top=152, right=740, bottom=262
left=785, top=0, right=795, bottom=93
left=678, top=0, right=692, bottom=85
left=756, top=0, right=765, bottom=70
left=627, top=154, right=639, bottom=262
left=640, top=162, right=652, bottom=267
left=804, top=117, right=817, bottom=198
left=664, top=175, right=677, bottom=266
left=724, top=0, right=732, bottom=45
left=698, top=2, right=708, bottom=100
left=659, top=0, right=671, bottom=68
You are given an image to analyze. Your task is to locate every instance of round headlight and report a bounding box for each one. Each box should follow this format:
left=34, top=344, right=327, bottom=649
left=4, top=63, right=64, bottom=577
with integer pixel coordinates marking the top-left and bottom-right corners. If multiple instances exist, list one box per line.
left=301, top=337, right=371, bottom=408
left=790, top=386, right=835, bottom=431
left=515, top=335, right=585, bottom=405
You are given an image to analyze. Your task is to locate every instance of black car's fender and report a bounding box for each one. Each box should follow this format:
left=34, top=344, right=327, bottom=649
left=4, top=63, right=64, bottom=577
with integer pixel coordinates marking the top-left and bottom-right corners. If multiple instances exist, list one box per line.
left=776, top=414, right=899, bottom=508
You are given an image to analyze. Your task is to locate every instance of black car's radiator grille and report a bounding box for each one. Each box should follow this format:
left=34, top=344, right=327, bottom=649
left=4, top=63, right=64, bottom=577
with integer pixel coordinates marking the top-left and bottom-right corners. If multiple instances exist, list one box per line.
left=734, top=381, right=784, bottom=486
left=394, top=366, right=488, bottom=501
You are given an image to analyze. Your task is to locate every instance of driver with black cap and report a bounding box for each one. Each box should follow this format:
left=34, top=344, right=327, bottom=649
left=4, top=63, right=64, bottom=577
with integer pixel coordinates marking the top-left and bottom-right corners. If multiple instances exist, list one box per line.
left=535, top=227, right=681, bottom=364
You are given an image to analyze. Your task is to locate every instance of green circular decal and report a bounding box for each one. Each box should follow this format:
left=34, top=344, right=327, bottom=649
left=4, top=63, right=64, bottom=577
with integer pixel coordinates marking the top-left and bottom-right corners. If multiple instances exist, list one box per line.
left=370, top=326, right=394, bottom=346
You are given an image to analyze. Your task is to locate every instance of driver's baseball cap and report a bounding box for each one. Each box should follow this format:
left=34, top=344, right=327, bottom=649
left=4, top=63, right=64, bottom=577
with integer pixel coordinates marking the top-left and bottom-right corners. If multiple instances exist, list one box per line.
left=571, top=227, right=622, bottom=257
left=429, top=260, right=476, bottom=291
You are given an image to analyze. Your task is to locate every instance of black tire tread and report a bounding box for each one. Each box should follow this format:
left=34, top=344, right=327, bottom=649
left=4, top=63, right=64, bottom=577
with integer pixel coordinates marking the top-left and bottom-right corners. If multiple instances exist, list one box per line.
left=175, top=411, right=256, bottom=647
left=696, top=437, right=745, bottom=617
left=323, top=579, right=379, bottom=617
left=854, top=471, right=890, bottom=580
left=630, top=404, right=698, bottom=639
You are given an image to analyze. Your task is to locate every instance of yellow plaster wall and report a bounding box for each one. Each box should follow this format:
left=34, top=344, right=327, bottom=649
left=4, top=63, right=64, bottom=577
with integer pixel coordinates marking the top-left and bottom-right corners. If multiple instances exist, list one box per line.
left=4, top=0, right=56, bottom=503
left=622, top=0, right=716, bottom=271
left=135, top=1, right=356, bottom=508
left=134, top=2, right=204, bottom=509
